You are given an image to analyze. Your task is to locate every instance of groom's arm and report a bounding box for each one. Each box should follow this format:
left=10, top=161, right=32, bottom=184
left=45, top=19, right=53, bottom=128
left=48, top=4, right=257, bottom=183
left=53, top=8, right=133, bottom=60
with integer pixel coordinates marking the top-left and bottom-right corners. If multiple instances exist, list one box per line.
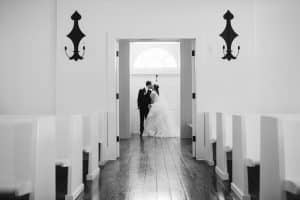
left=137, top=89, right=142, bottom=109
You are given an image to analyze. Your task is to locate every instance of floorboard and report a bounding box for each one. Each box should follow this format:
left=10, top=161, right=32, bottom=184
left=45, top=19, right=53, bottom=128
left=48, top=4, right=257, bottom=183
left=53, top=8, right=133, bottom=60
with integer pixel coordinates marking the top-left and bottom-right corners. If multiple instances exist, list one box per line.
left=81, top=135, right=233, bottom=200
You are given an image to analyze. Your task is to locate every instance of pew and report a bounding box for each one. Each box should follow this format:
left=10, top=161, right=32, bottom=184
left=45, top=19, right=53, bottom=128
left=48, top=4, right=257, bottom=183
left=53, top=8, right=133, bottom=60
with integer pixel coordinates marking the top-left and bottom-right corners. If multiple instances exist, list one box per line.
left=245, top=115, right=261, bottom=200
left=204, top=112, right=217, bottom=166
left=56, top=115, right=84, bottom=200
left=215, top=112, right=233, bottom=181
left=98, top=112, right=108, bottom=166
left=0, top=116, right=55, bottom=200
left=231, top=114, right=261, bottom=200
left=82, top=114, right=100, bottom=182
left=223, top=113, right=233, bottom=182
left=260, top=115, right=300, bottom=200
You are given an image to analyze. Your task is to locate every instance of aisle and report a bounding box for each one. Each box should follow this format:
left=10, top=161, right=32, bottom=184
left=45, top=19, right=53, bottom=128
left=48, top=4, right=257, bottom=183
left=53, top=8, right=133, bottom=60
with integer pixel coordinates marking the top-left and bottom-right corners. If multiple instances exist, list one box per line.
left=83, top=135, right=233, bottom=200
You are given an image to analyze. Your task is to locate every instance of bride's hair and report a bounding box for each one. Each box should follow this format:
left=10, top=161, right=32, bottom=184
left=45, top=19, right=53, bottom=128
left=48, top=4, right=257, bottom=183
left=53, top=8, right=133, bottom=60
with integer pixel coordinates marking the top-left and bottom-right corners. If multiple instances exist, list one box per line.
left=153, top=84, right=159, bottom=95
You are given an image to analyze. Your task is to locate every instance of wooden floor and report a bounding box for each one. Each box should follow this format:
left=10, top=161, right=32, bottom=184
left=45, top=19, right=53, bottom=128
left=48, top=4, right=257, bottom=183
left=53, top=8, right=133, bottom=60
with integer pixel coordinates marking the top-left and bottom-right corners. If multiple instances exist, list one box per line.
left=82, top=135, right=233, bottom=200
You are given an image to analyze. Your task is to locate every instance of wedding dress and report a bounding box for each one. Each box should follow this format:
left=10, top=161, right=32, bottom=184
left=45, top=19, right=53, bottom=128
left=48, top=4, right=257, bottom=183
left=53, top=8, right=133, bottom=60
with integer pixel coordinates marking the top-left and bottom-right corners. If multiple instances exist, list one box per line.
left=144, top=91, right=179, bottom=137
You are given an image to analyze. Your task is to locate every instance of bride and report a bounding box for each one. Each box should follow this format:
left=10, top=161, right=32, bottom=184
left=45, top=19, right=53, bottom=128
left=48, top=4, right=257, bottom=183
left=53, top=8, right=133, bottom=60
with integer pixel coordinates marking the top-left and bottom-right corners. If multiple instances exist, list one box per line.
left=144, top=85, right=178, bottom=137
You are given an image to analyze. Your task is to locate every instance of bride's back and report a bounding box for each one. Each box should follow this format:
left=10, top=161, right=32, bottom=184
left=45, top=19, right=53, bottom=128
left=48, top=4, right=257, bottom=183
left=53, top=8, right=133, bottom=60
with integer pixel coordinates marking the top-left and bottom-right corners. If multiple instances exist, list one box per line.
left=150, top=91, right=159, bottom=104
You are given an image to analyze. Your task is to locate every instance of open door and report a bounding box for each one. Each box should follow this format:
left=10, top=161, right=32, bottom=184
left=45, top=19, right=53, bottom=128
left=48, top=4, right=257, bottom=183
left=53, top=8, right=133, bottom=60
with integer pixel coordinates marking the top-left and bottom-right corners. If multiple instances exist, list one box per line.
left=191, top=41, right=197, bottom=158
left=115, top=40, right=120, bottom=158
left=192, top=41, right=205, bottom=160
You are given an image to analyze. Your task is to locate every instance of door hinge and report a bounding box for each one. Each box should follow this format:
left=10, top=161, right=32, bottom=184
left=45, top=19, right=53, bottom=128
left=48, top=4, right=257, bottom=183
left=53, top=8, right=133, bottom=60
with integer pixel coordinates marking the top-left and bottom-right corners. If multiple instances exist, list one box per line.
left=116, top=136, right=120, bottom=142
left=192, top=93, right=196, bottom=99
left=116, top=93, right=119, bottom=100
left=193, top=136, right=196, bottom=142
left=116, top=51, right=119, bottom=57
left=192, top=50, right=195, bottom=56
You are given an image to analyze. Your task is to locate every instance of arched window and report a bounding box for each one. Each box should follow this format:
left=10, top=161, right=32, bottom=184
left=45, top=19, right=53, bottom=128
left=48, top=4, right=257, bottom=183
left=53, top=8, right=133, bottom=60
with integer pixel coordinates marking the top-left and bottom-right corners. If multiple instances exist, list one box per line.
left=130, top=42, right=180, bottom=74
left=134, top=48, right=177, bottom=69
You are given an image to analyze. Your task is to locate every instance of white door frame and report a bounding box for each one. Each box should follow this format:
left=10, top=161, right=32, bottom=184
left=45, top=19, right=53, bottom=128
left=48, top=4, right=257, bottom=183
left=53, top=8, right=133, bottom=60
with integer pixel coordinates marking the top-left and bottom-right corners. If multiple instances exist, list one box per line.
left=115, top=40, right=120, bottom=158
left=191, top=40, right=197, bottom=158
left=106, top=32, right=204, bottom=161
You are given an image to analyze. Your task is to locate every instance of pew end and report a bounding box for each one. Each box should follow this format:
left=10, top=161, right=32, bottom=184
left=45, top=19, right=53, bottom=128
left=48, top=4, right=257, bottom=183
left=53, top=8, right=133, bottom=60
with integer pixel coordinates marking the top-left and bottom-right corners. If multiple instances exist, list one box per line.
left=260, top=115, right=300, bottom=200
left=56, top=115, right=84, bottom=200
left=0, top=116, right=55, bottom=200
left=215, top=113, right=233, bottom=181
left=204, top=112, right=217, bottom=166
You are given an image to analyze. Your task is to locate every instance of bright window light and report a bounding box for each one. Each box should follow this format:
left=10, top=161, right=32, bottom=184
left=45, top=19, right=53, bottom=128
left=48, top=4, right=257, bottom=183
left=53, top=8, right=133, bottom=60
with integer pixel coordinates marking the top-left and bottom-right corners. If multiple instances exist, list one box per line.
left=130, top=42, right=180, bottom=74
left=134, top=47, right=177, bottom=69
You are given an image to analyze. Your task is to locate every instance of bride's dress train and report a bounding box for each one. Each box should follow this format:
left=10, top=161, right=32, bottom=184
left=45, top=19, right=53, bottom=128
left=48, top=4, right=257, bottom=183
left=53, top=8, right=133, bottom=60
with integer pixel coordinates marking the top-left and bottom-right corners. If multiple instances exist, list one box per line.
left=144, top=91, right=178, bottom=137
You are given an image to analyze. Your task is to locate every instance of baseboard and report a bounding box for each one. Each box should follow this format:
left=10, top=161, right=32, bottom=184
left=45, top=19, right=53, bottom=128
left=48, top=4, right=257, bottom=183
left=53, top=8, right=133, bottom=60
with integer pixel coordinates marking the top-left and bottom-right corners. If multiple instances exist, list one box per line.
left=231, top=183, right=251, bottom=200
left=215, top=166, right=229, bottom=180
left=86, top=168, right=100, bottom=181
left=65, top=183, right=84, bottom=200
left=197, top=157, right=215, bottom=166
left=195, top=156, right=206, bottom=161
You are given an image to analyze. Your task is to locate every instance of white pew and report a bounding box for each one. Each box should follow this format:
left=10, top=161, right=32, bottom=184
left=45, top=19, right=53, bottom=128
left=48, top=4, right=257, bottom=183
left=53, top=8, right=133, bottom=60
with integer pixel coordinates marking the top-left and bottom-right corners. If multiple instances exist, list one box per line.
left=223, top=113, right=233, bottom=153
left=245, top=115, right=260, bottom=167
left=0, top=120, right=15, bottom=193
left=195, top=112, right=205, bottom=160
left=0, top=118, right=34, bottom=197
left=260, top=115, right=300, bottom=200
left=215, top=112, right=233, bottom=181
left=56, top=115, right=84, bottom=200
left=0, top=116, right=55, bottom=200
left=204, top=112, right=217, bottom=166
left=82, top=114, right=100, bottom=181
left=231, top=115, right=250, bottom=200
left=98, top=112, right=107, bottom=166
left=231, top=114, right=261, bottom=200
left=281, top=118, right=300, bottom=196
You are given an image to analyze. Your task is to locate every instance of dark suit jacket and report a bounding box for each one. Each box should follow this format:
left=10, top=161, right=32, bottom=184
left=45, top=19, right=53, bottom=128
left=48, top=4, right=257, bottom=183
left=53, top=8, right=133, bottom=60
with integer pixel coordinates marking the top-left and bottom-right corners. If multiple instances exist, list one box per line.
left=137, top=88, right=152, bottom=112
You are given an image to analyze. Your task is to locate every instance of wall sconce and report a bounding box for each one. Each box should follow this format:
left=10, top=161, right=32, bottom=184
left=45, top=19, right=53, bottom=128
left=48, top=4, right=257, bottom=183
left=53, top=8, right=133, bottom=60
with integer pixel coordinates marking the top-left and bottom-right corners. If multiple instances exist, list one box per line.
left=220, top=10, right=240, bottom=61
left=155, top=74, right=159, bottom=82
left=64, top=11, right=86, bottom=61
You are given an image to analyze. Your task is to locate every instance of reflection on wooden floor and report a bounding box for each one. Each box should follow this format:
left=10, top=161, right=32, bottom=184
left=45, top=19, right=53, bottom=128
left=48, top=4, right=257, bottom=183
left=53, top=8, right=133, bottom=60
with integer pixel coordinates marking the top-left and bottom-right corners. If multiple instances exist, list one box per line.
left=82, top=135, right=233, bottom=200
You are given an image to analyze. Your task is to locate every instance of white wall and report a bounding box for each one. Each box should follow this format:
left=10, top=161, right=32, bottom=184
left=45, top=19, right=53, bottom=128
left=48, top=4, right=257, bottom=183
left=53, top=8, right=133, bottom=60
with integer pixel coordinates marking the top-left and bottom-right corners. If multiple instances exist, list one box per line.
left=1, top=0, right=300, bottom=119
left=195, top=1, right=257, bottom=113
left=254, top=0, right=300, bottom=113
left=0, top=0, right=56, bottom=114
left=56, top=0, right=261, bottom=118
left=56, top=0, right=107, bottom=114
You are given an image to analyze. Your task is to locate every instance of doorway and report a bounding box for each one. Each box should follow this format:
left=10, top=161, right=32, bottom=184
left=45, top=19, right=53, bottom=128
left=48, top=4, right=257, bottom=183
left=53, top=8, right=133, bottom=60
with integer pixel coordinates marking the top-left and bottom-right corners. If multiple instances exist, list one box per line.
left=115, top=38, right=197, bottom=158
left=129, top=41, right=181, bottom=137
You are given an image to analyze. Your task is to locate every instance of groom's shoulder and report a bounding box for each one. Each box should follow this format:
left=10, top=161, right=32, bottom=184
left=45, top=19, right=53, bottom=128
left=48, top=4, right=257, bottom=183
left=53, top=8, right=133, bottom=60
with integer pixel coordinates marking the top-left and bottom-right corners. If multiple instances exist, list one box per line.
left=139, top=88, right=145, bottom=92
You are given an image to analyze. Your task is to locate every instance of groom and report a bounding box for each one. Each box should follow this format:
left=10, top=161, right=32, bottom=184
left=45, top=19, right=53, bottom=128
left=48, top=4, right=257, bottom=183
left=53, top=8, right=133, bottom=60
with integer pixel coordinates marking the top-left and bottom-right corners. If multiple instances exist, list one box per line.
left=137, top=80, right=152, bottom=136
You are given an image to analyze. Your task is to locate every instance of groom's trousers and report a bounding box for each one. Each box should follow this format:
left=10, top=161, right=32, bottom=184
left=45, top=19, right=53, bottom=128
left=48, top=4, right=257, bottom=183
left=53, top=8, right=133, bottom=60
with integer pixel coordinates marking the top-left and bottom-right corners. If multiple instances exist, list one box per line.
left=139, top=109, right=149, bottom=135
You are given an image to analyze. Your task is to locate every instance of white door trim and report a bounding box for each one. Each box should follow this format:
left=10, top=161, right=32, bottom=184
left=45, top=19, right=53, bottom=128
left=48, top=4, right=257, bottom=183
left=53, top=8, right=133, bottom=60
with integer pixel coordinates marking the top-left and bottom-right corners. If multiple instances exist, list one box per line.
left=106, top=32, right=203, bottom=160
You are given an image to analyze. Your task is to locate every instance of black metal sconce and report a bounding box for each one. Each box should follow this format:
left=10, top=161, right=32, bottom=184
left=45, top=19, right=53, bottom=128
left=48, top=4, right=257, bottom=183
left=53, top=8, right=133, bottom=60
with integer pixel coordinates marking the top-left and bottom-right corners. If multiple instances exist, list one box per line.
left=220, top=10, right=240, bottom=61
left=64, top=11, right=86, bottom=61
